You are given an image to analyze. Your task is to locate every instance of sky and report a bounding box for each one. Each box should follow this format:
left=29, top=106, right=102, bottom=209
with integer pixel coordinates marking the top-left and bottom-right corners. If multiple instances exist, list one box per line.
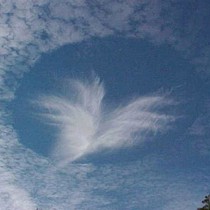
left=0, top=0, right=210, bottom=209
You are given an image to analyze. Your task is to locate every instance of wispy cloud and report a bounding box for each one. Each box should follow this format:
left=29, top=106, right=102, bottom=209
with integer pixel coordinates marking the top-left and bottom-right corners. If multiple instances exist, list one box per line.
left=37, top=76, right=174, bottom=164
left=188, top=109, right=210, bottom=156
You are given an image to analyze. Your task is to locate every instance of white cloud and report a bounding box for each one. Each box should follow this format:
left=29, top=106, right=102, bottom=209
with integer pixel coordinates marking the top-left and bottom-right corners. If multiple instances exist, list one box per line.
left=0, top=0, right=209, bottom=100
left=0, top=113, right=207, bottom=209
left=0, top=114, right=37, bottom=209
left=0, top=1, right=209, bottom=209
left=37, top=76, right=174, bottom=164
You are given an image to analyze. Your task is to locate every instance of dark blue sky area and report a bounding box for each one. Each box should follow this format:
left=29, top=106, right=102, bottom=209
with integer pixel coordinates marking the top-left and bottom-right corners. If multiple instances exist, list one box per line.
left=12, top=37, right=209, bottom=169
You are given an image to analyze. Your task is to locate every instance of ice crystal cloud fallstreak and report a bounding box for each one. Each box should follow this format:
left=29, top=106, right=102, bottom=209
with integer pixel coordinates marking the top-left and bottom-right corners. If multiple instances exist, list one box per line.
left=38, top=77, right=175, bottom=164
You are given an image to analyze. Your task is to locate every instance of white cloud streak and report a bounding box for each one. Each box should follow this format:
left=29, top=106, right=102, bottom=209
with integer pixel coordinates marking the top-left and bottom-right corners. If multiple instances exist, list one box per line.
left=37, top=76, right=174, bottom=164
left=0, top=107, right=207, bottom=209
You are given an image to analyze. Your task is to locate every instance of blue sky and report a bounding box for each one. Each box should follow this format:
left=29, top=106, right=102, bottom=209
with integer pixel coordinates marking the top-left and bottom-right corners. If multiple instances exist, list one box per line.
left=0, top=0, right=210, bottom=209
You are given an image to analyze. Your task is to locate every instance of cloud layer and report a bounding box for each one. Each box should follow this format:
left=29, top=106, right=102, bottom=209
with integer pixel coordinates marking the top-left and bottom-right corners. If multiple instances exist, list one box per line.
left=0, top=1, right=209, bottom=209
left=1, top=0, right=210, bottom=100
left=37, top=76, right=174, bottom=164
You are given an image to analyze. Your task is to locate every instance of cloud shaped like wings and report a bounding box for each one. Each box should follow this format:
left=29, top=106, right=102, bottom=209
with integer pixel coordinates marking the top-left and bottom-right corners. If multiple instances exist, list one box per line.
left=38, top=77, right=174, bottom=165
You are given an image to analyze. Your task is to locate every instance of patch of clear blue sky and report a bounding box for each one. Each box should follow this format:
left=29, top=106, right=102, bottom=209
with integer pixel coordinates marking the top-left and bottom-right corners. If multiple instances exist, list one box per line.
left=11, top=36, right=210, bottom=171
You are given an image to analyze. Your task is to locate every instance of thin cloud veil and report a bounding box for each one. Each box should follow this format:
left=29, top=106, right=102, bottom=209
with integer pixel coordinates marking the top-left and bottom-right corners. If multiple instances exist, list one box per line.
left=38, top=76, right=174, bottom=165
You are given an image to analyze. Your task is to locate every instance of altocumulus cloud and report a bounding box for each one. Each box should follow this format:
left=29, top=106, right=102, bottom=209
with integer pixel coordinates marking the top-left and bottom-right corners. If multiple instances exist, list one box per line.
left=0, top=0, right=209, bottom=100
left=37, top=76, right=175, bottom=165
left=0, top=0, right=209, bottom=209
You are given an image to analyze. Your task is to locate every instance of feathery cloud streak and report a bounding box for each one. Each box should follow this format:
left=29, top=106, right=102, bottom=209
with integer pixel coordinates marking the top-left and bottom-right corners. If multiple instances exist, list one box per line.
left=38, top=77, right=174, bottom=164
